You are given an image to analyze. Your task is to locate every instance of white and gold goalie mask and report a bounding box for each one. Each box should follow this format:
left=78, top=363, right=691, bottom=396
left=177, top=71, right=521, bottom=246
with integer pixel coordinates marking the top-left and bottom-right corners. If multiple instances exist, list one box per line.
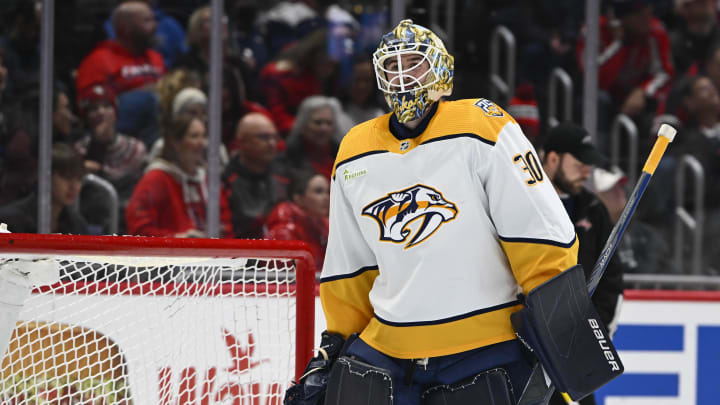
left=372, top=19, right=455, bottom=123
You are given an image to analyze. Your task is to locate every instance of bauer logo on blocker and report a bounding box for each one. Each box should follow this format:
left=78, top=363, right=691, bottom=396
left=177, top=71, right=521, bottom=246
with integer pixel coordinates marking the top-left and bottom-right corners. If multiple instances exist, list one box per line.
left=589, top=318, right=621, bottom=371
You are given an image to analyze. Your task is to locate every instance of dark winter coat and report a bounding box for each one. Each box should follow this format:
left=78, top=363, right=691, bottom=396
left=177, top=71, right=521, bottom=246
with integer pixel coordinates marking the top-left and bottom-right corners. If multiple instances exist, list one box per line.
left=0, top=193, right=89, bottom=235
left=222, top=156, right=286, bottom=239
left=561, top=188, right=625, bottom=327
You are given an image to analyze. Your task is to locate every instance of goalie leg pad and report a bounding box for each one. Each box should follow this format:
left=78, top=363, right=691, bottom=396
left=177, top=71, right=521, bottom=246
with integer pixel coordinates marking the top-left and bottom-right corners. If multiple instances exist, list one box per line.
left=324, top=356, right=393, bottom=405
left=421, top=368, right=515, bottom=405
left=511, top=265, right=624, bottom=401
left=515, top=363, right=552, bottom=405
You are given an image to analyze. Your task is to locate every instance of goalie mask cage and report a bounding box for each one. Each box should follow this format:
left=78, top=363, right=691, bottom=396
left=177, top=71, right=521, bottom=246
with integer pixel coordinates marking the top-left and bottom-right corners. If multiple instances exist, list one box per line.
left=0, top=233, right=316, bottom=405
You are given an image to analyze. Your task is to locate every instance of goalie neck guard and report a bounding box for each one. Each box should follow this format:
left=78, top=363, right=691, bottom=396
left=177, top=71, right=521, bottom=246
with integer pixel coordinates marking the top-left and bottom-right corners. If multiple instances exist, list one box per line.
left=373, top=19, right=454, bottom=123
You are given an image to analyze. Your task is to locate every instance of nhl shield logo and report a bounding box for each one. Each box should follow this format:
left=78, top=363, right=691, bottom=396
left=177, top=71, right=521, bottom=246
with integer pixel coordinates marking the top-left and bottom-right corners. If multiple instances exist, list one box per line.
left=474, top=98, right=504, bottom=117
left=362, top=184, right=458, bottom=249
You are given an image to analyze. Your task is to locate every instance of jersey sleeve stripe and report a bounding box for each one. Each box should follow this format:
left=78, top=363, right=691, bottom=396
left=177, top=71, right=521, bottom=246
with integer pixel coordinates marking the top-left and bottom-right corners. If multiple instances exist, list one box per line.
left=373, top=300, right=520, bottom=327
left=332, top=150, right=389, bottom=179
left=321, top=268, right=380, bottom=338
left=500, top=236, right=579, bottom=294
left=419, top=132, right=496, bottom=147
left=498, top=234, right=577, bottom=248
left=320, top=265, right=380, bottom=283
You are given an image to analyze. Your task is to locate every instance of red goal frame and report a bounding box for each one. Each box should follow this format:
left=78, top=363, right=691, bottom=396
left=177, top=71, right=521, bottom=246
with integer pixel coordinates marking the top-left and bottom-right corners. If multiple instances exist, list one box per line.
left=0, top=233, right=316, bottom=381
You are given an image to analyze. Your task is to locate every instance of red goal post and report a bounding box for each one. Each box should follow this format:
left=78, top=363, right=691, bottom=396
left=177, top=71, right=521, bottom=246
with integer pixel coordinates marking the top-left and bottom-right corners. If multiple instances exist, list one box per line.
left=0, top=233, right=316, bottom=404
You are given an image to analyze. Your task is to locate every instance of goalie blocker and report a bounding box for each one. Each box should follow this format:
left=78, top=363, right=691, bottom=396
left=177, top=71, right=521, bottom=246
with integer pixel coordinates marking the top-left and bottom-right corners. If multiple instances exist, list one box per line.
left=511, top=265, right=624, bottom=402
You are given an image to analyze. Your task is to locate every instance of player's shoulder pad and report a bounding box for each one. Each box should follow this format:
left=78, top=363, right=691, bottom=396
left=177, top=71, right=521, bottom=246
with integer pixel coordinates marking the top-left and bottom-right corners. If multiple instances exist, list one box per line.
left=434, top=99, right=517, bottom=145
left=331, top=113, right=392, bottom=179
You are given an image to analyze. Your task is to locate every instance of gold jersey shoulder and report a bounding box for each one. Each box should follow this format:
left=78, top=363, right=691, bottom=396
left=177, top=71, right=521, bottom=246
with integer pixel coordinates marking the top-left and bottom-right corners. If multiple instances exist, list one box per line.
left=422, top=99, right=517, bottom=145
left=331, top=99, right=518, bottom=178
left=332, top=113, right=393, bottom=179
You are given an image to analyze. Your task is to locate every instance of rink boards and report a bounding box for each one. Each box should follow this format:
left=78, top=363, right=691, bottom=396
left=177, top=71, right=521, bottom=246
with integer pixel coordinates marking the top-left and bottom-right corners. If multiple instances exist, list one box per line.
left=593, top=290, right=720, bottom=405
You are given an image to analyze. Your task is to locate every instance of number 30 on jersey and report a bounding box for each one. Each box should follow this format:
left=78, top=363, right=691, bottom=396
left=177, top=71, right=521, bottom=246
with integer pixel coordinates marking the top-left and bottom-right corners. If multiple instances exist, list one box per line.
left=513, top=150, right=544, bottom=186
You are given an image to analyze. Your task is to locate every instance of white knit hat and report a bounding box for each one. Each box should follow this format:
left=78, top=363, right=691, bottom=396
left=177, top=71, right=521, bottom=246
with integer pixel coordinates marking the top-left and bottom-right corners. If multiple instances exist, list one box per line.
left=172, top=87, right=207, bottom=117
left=592, top=166, right=627, bottom=193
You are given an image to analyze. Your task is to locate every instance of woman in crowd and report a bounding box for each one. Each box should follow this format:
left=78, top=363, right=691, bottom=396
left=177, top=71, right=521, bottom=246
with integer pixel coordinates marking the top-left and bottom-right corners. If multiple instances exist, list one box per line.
left=148, top=86, right=208, bottom=159
left=265, top=169, right=329, bottom=271
left=282, top=96, right=341, bottom=180
left=126, top=112, right=232, bottom=237
left=155, top=68, right=204, bottom=124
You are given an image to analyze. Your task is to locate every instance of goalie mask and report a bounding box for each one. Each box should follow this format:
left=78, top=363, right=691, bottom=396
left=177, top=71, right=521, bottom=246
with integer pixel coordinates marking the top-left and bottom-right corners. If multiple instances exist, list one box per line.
left=373, top=19, right=454, bottom=123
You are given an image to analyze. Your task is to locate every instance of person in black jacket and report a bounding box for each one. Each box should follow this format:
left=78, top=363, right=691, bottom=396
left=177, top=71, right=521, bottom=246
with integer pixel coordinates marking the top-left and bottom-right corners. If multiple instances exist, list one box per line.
left=222, top=112, right=286, bottom=238
left=675, top=74, right=720, bottom=272
left=541, top=123, right=627, bottom=405
left=0, top=143, right=88, bottom=235
left=671, top=0, right=720, bottom=76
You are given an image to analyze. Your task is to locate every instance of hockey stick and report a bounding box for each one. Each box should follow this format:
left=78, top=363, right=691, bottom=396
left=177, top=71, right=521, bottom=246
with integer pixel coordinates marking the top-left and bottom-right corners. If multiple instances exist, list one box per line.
left=519, top=124, right=677, bottom=405
left=587, top=123, right=676, bottom=295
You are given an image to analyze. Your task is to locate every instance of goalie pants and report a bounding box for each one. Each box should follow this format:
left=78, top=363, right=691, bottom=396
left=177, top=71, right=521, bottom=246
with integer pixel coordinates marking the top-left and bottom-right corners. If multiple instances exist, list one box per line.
left=344, top=337, right=533, bottom=405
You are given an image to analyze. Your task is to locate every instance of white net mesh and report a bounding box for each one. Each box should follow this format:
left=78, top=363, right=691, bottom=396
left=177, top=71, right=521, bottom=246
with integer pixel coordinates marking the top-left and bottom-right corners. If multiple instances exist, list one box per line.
left=0, top=253, right=303, bottom=405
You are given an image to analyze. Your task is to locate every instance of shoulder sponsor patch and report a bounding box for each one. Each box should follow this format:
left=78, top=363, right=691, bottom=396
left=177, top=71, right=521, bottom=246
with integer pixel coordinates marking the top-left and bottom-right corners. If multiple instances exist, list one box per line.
left=474, top=98, right=504, bottom=117
left=343, top=167, right=368, bottom=182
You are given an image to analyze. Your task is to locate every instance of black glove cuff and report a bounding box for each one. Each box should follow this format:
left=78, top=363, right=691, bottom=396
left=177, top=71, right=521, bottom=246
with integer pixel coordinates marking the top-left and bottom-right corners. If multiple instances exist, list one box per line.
left=319, top=331, right=345, bottom=361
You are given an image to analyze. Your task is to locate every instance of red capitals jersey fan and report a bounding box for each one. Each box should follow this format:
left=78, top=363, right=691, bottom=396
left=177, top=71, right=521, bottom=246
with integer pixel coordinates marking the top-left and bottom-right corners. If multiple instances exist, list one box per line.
left=76, top=40, right=165, bottom=96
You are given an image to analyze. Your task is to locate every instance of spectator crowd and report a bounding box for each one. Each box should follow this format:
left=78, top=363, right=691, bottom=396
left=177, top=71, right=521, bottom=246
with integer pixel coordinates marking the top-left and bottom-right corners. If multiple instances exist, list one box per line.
left=0, top=0, right=383, bottom=271
left=487, top=0, right=720, bottom=274
left=0, top=0, right=719, bottom=274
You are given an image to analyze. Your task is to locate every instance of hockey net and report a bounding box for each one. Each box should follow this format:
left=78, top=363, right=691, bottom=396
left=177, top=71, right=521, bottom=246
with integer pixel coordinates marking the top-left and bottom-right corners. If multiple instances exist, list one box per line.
left=0, top=234, right=316, bottom=405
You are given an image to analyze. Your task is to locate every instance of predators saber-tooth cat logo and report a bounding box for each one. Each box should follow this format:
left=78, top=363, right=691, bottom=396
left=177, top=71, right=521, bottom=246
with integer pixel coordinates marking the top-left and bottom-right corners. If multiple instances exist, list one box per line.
left=362, top=184, right=458, bottom=249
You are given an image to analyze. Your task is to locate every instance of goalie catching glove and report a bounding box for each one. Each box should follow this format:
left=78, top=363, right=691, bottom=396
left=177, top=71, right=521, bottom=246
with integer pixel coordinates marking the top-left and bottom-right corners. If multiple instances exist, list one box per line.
left=284, top=331, right=346, bottom=405
left=511, top=264, right=624, bottom=402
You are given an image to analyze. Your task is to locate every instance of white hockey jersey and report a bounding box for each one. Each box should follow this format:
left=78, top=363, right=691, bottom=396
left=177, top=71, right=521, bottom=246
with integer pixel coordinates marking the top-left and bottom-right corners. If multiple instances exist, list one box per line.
left=320, top=99, right=578, bottom=359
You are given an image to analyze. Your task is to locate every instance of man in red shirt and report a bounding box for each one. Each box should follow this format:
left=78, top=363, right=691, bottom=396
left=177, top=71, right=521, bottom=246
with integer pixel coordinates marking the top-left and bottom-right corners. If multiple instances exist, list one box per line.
left=578, top=0, right=674, bottom=118
left=76, top=1, right=164, bottom=96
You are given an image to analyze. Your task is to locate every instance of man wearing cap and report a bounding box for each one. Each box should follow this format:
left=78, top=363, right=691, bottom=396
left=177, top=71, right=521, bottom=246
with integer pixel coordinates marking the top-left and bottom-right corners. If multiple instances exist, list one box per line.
left=542, top=123, right=626, bottom=405
left=578, top=0, right=674, bottom=119
left=75, top=84, right=148, bottom=234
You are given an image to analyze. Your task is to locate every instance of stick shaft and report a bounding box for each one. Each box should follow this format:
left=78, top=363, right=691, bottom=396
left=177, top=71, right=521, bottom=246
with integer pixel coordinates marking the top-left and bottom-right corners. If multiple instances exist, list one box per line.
left=587, top=131, right=672, bottom=295
left=587, top=171, right=651, bottom=295
left=642, top=135, right=670, bottom=175
left=545, top=173, right=653, bottom=403
left=542, top=129, right=674, bottom=403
